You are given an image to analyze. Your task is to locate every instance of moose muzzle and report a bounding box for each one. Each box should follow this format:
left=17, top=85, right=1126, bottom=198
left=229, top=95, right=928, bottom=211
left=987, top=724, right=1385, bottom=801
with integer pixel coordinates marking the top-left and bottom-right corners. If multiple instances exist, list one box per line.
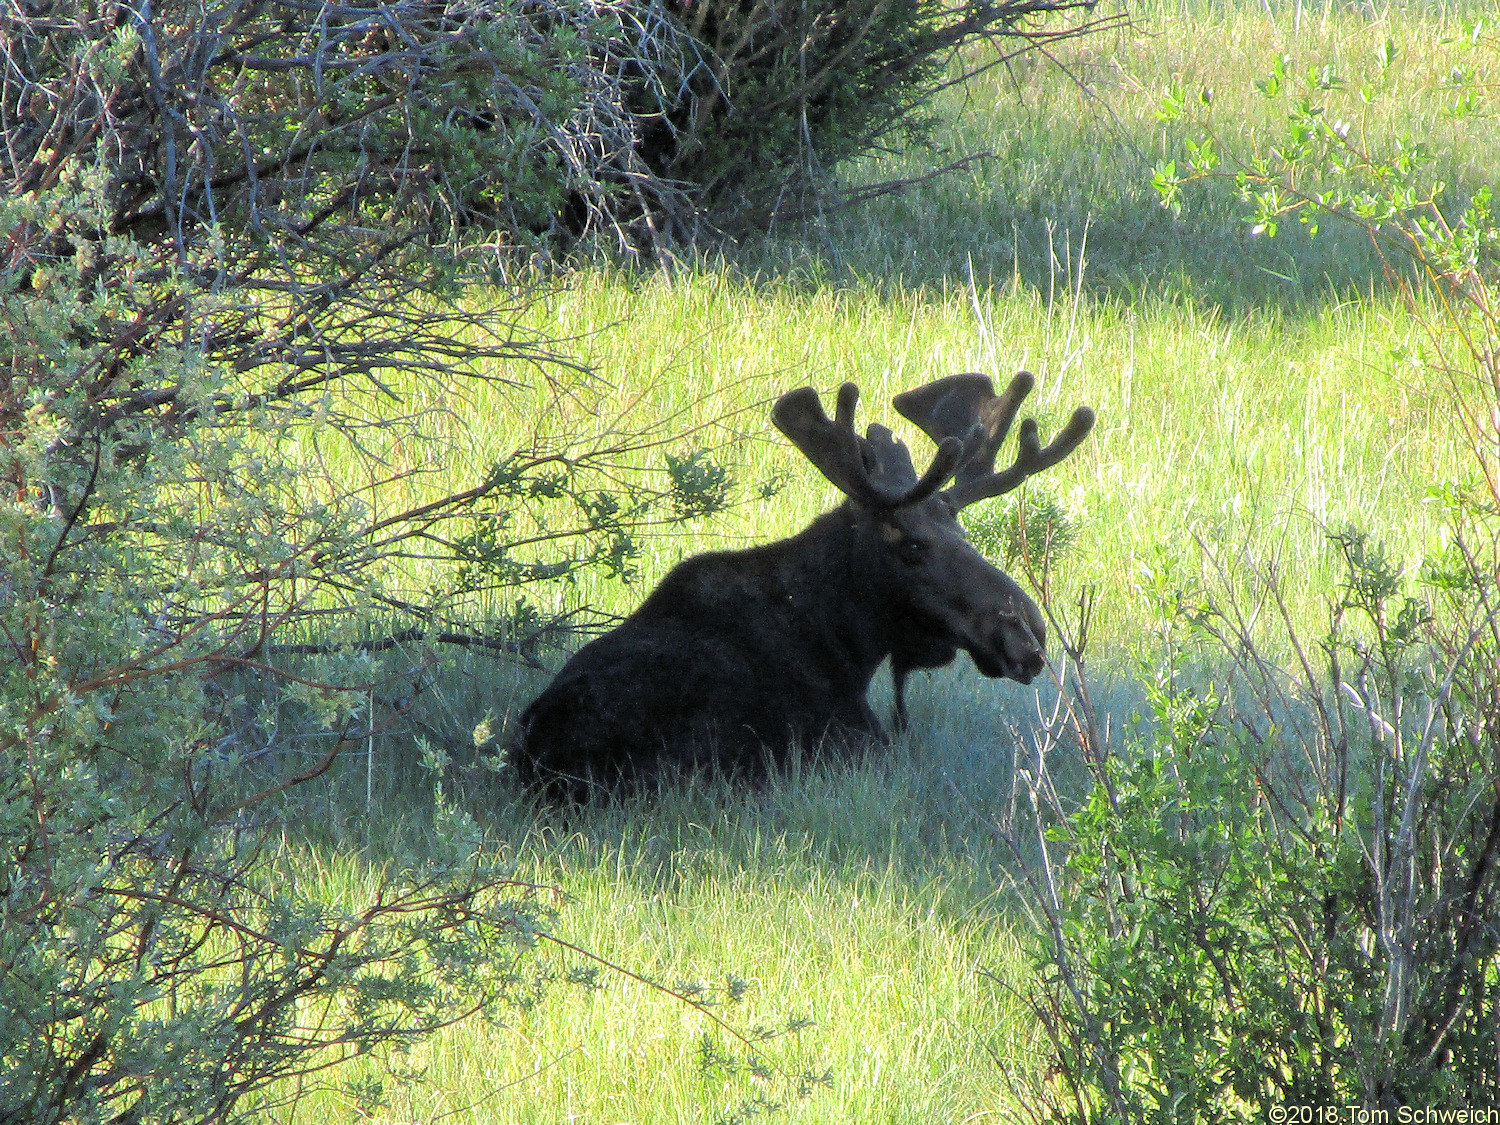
left=966, top=598, right=1048, bottom=685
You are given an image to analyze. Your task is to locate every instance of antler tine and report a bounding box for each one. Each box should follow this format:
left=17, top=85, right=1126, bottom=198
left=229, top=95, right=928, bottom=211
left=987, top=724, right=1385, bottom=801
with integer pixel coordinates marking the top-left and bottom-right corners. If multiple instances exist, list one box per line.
left=902, top=435, right=966, bottom=506
left=834, top=381, right=860, bottom=433
left=772, top=384, right=964, bottom=508
left=972, top=371, right=1038, bottom=478
left=945, top=405, right=1096, bottom=509
left=893, top=371, right=1036, bottom=486
left=771, top=384, right=876, bottom=505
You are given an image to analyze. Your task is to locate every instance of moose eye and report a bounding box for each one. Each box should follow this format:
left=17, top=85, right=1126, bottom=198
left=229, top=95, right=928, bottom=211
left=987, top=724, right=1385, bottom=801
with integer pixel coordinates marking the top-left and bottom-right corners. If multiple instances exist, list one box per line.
left=896, top=537, right=929, bottom=566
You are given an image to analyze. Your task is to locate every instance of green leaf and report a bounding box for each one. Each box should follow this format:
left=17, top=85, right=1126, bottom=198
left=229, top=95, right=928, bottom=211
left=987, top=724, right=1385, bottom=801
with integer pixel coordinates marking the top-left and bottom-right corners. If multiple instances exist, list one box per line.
left=1151, top=160, right=1182, bottom=214
left=1157, top=79, right=1186, bottom=122
left=1185, top=137, right=1219, bottom=172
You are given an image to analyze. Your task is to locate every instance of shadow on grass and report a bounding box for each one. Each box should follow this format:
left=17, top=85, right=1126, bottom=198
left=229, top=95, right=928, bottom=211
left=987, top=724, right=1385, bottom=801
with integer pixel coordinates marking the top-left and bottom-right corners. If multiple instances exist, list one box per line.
left=282, top=646, right=1142, bottom=921
left=720, top=156, right=1401, bottom=319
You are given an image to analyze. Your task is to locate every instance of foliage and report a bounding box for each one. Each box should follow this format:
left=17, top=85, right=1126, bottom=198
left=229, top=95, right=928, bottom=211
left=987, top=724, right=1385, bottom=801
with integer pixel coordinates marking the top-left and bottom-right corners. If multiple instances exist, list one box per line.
left=966, top=486, right=1078, bottom=575
left=0, top=170, right=561, bottom=1123
left=1009, top=523, right=1500, bottom=1120
left=1150, top=16, right=1496, bottom=307
left=635, top=0, right=1121, bottom=231
left=0, top=2, right=746, bottom=1120
left=1001, top=30, right=1500, bottom=1121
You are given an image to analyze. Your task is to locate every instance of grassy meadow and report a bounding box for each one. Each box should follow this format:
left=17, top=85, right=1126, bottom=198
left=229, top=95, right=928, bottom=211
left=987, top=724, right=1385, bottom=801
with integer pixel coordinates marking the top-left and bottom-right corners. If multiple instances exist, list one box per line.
left=273, top=2, right=1495, bottom=1121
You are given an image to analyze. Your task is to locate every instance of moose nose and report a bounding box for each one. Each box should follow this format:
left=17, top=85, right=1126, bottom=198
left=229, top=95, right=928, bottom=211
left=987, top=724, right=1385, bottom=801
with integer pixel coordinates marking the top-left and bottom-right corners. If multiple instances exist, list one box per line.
left=1015, top=648, right=1046, bottom=684
left=1000, top=625, right=1046, bottom=684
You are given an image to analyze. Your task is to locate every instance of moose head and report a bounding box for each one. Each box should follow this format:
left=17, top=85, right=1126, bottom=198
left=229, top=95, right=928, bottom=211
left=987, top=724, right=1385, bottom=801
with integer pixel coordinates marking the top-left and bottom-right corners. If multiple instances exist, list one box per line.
left=516, top=372, right=1095, bottom=798
left=772, top=372, right=1095, bottom=726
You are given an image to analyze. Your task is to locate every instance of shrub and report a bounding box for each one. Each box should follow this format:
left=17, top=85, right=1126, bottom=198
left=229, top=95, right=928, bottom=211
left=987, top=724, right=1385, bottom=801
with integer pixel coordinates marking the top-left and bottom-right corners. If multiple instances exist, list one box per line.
left=1012, top=526, right=1500, bottom=1118
left=1002, top=33, right=1500, bottom=1121
left=0, top=170, right=561, bottom=1124
left=966, top=486, right=1079, bottom=575
left=0, top=2, right=742, bottom=1119
left=631, top=0, right=1119, bottom=232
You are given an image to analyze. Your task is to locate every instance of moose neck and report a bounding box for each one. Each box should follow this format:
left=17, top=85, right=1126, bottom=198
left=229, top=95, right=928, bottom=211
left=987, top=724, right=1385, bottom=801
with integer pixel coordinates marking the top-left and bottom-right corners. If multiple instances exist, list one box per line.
left=765, top=503, right=908, bottom=688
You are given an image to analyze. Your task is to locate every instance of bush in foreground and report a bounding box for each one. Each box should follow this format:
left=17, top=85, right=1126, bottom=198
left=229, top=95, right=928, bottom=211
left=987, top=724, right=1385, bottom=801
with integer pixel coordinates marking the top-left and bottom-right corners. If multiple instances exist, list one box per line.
left=1005, top=35, right=1500, bottom=1120
left=0, top=2, right=736, bottom=1119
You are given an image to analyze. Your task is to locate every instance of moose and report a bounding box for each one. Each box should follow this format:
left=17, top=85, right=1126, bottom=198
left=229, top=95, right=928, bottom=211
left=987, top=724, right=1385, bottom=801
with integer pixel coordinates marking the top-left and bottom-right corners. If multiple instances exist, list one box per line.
left=514, top=372, right=1095, bottom=798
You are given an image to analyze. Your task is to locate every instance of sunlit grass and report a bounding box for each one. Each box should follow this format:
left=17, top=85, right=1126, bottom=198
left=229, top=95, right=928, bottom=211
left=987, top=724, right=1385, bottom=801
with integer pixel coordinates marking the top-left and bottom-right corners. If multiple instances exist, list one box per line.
left=271, top=724, right=1065, bottom=1124
left=798, top=0, right=1497, bottom=303
left=305, top=267, right=1467, bottom=649
left=293, top=0, right=1494, bottom=641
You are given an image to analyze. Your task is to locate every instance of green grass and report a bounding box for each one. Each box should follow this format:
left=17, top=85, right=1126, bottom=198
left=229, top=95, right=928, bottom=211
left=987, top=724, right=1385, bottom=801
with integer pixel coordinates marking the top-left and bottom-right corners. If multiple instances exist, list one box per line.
left=273, top=695, right=1079, bottom=1124
left=384, top=796, right=1038, bottom=1124
left=272, top=2, right=1495, bottom=1120
left=314, top=0, right=1494, bottom=642
left=333, top=264, right=1467, bottom=655
left=797, top=0, right=1497, bottom=305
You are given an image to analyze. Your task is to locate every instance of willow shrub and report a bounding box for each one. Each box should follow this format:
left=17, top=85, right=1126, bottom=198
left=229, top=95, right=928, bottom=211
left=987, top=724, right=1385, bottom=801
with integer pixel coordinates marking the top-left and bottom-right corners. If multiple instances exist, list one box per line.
left=1004, top=29, right=1500, bottom=1120
left=629, top=0, right=1118, bottom=233
left=0, top=3, right=743, bottom=1120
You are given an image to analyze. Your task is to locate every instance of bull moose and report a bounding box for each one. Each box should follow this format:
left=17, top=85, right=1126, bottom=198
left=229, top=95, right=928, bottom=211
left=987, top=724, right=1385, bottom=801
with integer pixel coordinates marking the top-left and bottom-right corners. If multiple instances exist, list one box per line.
left=514, top=372, right=1095, bottom=798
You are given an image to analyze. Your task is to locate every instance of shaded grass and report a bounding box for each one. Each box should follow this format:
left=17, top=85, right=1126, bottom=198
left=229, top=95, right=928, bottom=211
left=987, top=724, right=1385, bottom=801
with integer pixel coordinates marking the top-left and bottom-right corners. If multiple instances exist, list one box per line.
left=271, top=651, right=1120, bottom=1124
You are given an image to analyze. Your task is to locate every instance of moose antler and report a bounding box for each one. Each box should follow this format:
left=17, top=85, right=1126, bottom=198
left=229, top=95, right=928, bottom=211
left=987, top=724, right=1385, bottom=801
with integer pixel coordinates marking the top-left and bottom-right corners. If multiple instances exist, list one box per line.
left=893, top=372, right=1094, bottom=509
left=772, top=383, right=965, bottom=508
left=859, top=422, right=920, bottom=492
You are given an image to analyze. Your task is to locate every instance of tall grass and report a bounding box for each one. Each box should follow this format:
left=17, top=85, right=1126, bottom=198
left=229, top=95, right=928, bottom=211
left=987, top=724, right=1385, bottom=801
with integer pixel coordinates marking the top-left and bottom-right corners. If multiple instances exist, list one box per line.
left=274, top=658, right=1107, bottom=1123
left=274, top=1, right=1495, bottom=1120
left=794, top=0, right=1496, bottom=305
left=328, top=267, right=1466, bottom=653
left=309, top=0, right=1492, bottom=641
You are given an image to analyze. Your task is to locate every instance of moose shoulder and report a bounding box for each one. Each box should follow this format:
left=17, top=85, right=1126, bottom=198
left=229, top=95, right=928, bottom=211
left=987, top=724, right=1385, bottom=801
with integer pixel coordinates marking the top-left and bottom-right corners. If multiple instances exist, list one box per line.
left=514, top=374, right=1094, bottom=798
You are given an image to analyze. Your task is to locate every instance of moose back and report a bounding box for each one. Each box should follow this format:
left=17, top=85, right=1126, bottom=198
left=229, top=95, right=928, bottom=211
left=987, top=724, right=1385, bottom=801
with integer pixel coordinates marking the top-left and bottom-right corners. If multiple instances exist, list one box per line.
left=514, top=374, right=1094, bottom=798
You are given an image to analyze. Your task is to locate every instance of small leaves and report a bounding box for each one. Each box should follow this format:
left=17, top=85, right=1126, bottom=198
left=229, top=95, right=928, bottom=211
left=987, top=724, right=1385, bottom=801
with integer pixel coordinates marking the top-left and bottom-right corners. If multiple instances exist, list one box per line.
left=1151, top=31, right=1489, bottom=310
left=1184, top=136, right=1218, bottom=173
left=965, top=486, right=1078, bottom=572
left=1156, top=78, right=1186, bottom=121
left=1247, top=186, right=1284, bottom=238
left=1311, top=61, right=1342, bottom=90
left=666, top=448, right=735, bottom=520
left=1256, top=53, right=1290, bottom=98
